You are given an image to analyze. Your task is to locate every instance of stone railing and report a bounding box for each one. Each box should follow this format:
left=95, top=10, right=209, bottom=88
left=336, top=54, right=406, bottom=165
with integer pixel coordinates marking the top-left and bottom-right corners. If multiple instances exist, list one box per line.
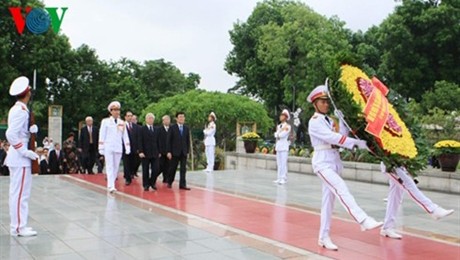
left=225, top=152, right=460, bottom=194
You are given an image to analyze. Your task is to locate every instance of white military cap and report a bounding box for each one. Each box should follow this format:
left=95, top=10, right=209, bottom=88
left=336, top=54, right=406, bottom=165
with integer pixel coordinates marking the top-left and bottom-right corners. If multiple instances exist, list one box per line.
left=209, top=112, right=217, bottom=121
left=306, top=85, right=329, bottom=103
left=281, top=109, right=290, bottom=120
left=107, top=101, right=121, bottom=111
left=9, top=76, right=31, bottom=96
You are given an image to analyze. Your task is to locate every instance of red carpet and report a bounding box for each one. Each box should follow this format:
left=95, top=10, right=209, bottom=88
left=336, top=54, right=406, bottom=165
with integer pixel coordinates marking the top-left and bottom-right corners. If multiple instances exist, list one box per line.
left=69, top=173, right=460, bottom=260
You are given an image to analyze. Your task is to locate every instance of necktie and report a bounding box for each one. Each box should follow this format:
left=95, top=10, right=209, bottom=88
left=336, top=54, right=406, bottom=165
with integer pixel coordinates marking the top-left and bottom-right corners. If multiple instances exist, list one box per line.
left=325, top=116, right=330, bottom=125
left=89, top=126, right=93, bottom=144
left=149, top=126, right=153, bottom=132
left=56, top=151, right=59, bottom=159
left=179, top=125, right=183, bottom=136
left=114, top=118, right=118, bottom=124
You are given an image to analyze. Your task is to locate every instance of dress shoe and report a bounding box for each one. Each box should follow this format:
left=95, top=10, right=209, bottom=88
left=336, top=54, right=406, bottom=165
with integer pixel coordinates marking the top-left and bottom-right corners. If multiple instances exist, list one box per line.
left=179, top=186, right=191, bottom=190
left=273, top=179, right=280, bottom=184
left=151, top=185, right=157, bottom=191
left=109, top=187, right=117, bottom=194
left=125, top=179, right=131, bottom=186
left=144, top=187, right=149, bottom=191
left=167, top=184, right=172, bottom=188
left=360, top=217, right=383, bottom=231
left=431, top=207, right=454, bottom=220
left=11, top=229, right=38, bottom=237
left=380, top=228, right=402, bottom=239
left=318, top=237, right=338, bottom=250
left=278, top=179, right=287, bottom=185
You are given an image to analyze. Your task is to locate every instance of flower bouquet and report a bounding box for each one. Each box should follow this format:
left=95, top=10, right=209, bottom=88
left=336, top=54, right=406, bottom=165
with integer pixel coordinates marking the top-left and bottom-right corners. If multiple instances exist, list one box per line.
left=330, top=65, right=426, bottom=176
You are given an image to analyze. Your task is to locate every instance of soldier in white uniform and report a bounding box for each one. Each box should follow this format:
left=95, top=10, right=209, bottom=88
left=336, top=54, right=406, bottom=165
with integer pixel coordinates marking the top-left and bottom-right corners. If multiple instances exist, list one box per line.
left=380, top=163, right=454, bottom=239
left=273, top=109, right=291, bottom=184
left=5, top=76, right=40, bottom=237
left=98, top=101, right=130, bottom=193
left=307, top=85, right=382, bottom=250
left=203, top=112, right=217, bottom=173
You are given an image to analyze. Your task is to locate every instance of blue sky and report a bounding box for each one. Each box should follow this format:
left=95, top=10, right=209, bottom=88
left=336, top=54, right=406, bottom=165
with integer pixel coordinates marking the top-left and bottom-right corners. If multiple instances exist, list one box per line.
left=43, top=0, right=398, bottom=92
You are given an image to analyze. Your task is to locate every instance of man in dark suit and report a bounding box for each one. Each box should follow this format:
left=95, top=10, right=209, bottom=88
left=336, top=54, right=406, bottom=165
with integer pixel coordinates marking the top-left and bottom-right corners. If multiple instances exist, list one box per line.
left=123, top=111, right=140, bottom=185
left=49, top=143, right=65, bottom=174
left=138, top=113, right=161, bottom=191
left=158, top=115, right=171, bottom=184
left=78, top=116, right=99, bottom=174
left=167, top=112, right=191, bottom=190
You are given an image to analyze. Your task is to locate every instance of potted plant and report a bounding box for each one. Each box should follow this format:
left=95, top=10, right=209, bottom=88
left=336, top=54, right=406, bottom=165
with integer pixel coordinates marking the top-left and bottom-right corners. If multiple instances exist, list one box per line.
left=433, top=140, right=460, bottom=172
left=213, top=147, right=224, bottom=170
left=241, top=132, right=260, bottom=153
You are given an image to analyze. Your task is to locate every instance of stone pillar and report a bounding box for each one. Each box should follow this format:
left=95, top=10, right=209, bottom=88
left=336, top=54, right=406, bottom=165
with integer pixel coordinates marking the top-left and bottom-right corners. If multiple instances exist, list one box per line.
left=48, top=105, right=63, bottom=146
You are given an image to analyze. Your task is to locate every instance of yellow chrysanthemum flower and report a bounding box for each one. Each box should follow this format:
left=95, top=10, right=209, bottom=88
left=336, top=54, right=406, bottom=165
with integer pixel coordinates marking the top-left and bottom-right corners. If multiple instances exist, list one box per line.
left=339, top=65, right=418, bottom=159
left=434, top=140, right=460, bottom=148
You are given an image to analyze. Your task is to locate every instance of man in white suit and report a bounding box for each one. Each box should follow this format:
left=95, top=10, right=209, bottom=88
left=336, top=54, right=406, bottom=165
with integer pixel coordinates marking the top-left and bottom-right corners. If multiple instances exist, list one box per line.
left=98, top=101, right=131, bottom=193
left=273, top=109, right=291, bottom=184
left=5, top=76, right=39, bottom=237
left=203, top=112, right=217, bottom=173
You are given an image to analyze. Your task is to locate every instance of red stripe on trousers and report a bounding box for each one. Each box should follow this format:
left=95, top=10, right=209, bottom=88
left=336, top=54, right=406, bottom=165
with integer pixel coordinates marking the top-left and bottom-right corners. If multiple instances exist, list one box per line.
left=16, top=167, right=26, bottom=233
left=387, top=172, right=430, bottom=213
left=318, top=170, right=358, bottom=222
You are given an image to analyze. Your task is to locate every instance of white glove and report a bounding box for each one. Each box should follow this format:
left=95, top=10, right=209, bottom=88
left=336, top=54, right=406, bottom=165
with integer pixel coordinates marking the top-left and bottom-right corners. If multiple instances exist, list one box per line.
left=98, top=149, right=104, bottom=156
left=354, top=139, right=368, bottom=150
left=29, top=124, right=38, bottom=134
left=380, top=162, right=387, bottom=173
left=24, top=150, right=39, bottom=160
left=334, top=109, right=345, bottom=119
left=125, top=149, right=131, bottom=155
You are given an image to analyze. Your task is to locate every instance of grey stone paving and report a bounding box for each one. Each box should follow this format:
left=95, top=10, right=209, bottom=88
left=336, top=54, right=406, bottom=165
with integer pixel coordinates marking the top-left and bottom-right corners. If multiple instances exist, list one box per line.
left=0, top=176, right=284, bottom=260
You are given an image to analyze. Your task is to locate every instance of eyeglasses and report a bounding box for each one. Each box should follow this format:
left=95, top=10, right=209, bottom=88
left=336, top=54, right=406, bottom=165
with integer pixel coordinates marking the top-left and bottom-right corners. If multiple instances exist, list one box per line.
left=111, top=108, right=120, bottom=111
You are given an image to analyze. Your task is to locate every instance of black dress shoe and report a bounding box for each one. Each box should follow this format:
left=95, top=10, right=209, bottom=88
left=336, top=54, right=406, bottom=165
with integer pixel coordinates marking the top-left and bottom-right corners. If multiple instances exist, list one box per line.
left=143, top=187, right=149, bottom=191
left=179, top=186, right=191, bottom=190
left=167, top=184, right=172, bottom=188
left=151, top=185, right=157, bottom=191
left=125, top=180, right=131, bottom=186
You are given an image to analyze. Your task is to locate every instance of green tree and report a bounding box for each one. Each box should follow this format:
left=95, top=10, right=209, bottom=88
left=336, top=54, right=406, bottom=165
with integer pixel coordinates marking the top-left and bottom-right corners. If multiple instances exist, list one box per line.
left=225, top=0, right=354, bottom=116
left=142, top=90, right=273, bottom=150
left=364, top=0, right=460, bottom=101
left=420, top=81, right=460, bottom=112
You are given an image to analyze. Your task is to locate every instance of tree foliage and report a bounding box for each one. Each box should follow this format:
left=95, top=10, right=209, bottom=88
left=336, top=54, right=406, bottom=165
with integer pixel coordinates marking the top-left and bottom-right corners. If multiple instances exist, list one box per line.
left=358, top=0, right=460, bottom=101
left=142, top=90, right=273, bottom=150
left=420, top=81, right=460, bottom=113
left=225, top=0, right=354, bottom=116
left=0, top=0, right=199, bottom=139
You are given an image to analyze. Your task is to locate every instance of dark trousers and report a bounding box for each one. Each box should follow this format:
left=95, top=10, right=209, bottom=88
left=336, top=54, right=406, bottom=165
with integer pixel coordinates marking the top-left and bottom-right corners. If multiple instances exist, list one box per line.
left=142, top=157, right=159, bottom=188
left=82, top=146, right=97, bottom=173
left=123, top=153, right=136, bottom=181
left=169, top=154, right=187, bottom=187
left=158, top=154, right=170, bottom=183
left=97, top=156, right=104, bottom=173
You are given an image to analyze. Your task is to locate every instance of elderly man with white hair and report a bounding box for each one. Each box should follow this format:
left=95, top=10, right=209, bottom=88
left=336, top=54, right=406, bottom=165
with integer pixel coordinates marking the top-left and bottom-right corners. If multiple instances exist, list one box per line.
left=138, top=113, right=161, bottom=191
left=99, top=101, right=131, bottom=193
left=78, top=116, right=99, bottom=174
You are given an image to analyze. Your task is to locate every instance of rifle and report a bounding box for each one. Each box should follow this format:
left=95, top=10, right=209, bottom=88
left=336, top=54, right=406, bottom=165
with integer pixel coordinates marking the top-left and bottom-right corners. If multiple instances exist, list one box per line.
left=29, top=70, right=40, bottom=174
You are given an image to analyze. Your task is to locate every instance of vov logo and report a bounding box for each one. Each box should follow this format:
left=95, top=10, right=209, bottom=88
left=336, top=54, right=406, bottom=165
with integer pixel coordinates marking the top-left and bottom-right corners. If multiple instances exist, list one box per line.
left=8, top=7, right=68, bottom=35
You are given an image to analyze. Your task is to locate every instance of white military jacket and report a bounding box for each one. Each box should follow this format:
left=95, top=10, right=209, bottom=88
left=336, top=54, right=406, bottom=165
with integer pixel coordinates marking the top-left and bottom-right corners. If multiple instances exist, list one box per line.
left=99, top=116, right=130, bottom=154
left=203, top=121, right=216, bottom=146
left=274, top=122, right=291, bottom=152
left=5, top=101, right=31, bottom=167
left=308, top=112, right=358, bottom=173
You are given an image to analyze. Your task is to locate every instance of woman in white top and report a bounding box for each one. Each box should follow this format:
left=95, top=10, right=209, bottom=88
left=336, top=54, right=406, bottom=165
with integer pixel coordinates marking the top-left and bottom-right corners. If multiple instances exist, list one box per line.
left=274, top=109, right=291, bottom=184
left=203, top=112, right=217, bottom=172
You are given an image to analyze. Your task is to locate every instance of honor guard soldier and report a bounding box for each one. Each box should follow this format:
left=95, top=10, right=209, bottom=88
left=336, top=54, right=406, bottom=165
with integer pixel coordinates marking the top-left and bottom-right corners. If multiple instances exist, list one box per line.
left=273, top=109, right=291, bottom=184
left=307, top=85, right=382, bottom=250
left=98, top=101, right=131, bottom=193
left=380, top=163, right=454, bottom=239
left=203, top=112, right=217, bottom=173
left=5, top=76, right=39, bottom=237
